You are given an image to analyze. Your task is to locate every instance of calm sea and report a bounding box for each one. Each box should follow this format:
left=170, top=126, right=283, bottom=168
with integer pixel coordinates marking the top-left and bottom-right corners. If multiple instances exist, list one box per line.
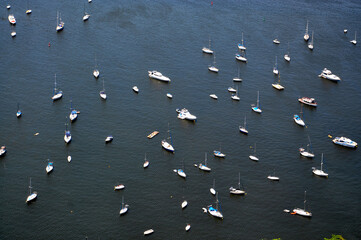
left=1, top=0, right=361, bottom=239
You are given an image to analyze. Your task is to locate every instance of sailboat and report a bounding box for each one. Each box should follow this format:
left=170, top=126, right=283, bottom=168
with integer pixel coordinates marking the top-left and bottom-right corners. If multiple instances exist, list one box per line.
left=207, top=192, right=223, bottom=219
left=177, top=160, right=186, bottom=178
left=210, top=179, right=216, bottom=195
left=198, top=153, right=211, bottom=172
left=284, top=42, right=291, bottom=62
left=251, top=91, right=262, bottom=113
left=119, top=196, right=129, bottom=215
left=299, top=136, right=315, bottom=158
left=292, top=191, right=312, bottom=217
left=308, top=31, right=314, bottom=50
left=273, top=56, right=279, bottom=75
left=229, top=172, right=246, bottom=195
left=93, top=55, right=100, bottom=78
left=26, top=0, right=32, bottom=14
left=239, top=116, right=248, bottom=134
left=312, top=153, right=328, bottom=177
left=213, top=144, right=226, bottom=158
left=69, top=99, right=78, bottom=122
left=272, top=74, right=284, bottom=90
left=161, top=123, right=175, bottom=152
left=237, top=32, right=246, bottom=50
left=181, top=199, right=188, bottom=209
left=233, top=65, right=242, bottom=82
left=64, top=120, right=72, bottom=144
left=26, top=177, right=38, bottom=203
left=56, top=11, right=64, bottom=32
left=208, top=54, right=219, bottom=72
left=267, top=169, right=280, bottom=181
left=99, top=79, right=107, bottom=100
left=82, top=4, right=90, bottom=21
left=304, top=20, right=309, bottom=41
left=294, top=104, right=305, bottom=127
left=143, top=153, right=149, bottom=168
left=16, top=103, right=22, bottom=118
left=52, top=74, right=63, bottom=101
left=249, top=143, right=259, bottom=161
left=235, top=51, right=247, bottom=62
left=46, top=160, right=54, bottom=174
left=350, top=31, right=357, bottom=45
left=231, top=87, right=240, bottom=101
left=202, top=37, right=213, bottom=54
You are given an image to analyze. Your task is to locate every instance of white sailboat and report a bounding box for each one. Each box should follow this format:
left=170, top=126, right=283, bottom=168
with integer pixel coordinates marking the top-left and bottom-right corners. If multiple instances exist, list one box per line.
left=207, top=192, right=223, bottom=219
left=181, top=199, right=188, bottom=209
left=273, top=56, right=279, bottom=75
left=185, top=224, right=191, bottom=232
left=251, top=91, right=262, bottom=113
left=272, top=74, right=284, bottom=90
left=26, top=177, right=37, bottom=203
left=26, top=0, right=32, bottom=14
left=231, top=87, right=240, bottom=101
left=208, top=54, right=219, bottom=72
left=99, top=79, right=107, bottom=100
left=51, top=74, right=63, bottom=101
left=56, top=11, right=64, bottom=32
left=284, top=42, right=291, bottom=62
left=304, top=20, right=309, bottom=41
left=267, top=169, right=280, bottom=181
left=233, top=65, right=242, bottom=82
left=143, top=229, right=154, bottom=236
left=210, top=179, right=216, bottom=195
left=308, top=31, right=314, bottom=50
left=293, top=191, right=312, bottom=217
left=198, top=153, right=211, bottom=172
left=143, top=153, right=149, bottom=168
left=249, top=143, right=259, bottom=161
left=229, top=172, right=246, bottom=195
left=237, top=32, right=246, bottom=50
left=202, top=37, right=213, bottom=54
left=299, top=136, right=315, bottom=158
left=46, top=160, right=54, bottom=174
left=119, top=196, right=129, bottom=215
left=213, top=144, right=225, bottom=158
left=294, top=104, right=305, bottom=127
left=350, top=31, right=357, bottom=45
left=93, top=55, right=100, bottom=78
left=82, top=4, right=90, bottom=21
left=235, top=51, right=247, bottom=62
left=64, top=121, right=72, bottom=143
left=312, top=153, right=328, bottom=177
left=239, top=116, right=248, bottom=134
left=210, top=94, right=218, bottom=100
left=161, top=124, right=174, bottom=152
left=273, top=38, right=280, bottom=44
left=69, top=99, right=78, bottom=122
left=16, top=103, right=22, bottom=118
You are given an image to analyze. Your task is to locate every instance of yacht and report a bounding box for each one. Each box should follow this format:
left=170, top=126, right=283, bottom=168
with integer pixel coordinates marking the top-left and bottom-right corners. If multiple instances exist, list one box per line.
left=298, top=97, right=317, bottom=107
left=0, top=146, right=7, bottom=157
left=198, top=153, right=211, bottom=172
left=210, top=94, right=218, bottom=100
left=148, top=70, right=170, bottom=82
left=26, top=178, right=38, bottom=203
left=332, top=137, right=357, bottom=148
left=293, top=114, right=305, bottom=127
left=46, top=161, right=54, bottom=174
left=273, top=39, right=280, bottom=44
left=312, top=153, right=328, bottom=177
left=229, top=173, right=245, bottom=195
left=114, top=184, right=125, bottom=190
left=8, top=14, right=16, bottom=24
left=239, top=116, right=248, bottom=134
left=235, top=53, right=247, bottom=62
left=176, top=108, right=197, bottom=121
left=105, top=135, right=113, bottom=143
left=318, top=68, right=341, bottom=82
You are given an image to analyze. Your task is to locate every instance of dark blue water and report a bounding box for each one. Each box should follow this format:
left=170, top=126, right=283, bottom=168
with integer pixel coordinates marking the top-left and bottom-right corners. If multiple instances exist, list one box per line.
left=1, top=0, right=361, bottom=239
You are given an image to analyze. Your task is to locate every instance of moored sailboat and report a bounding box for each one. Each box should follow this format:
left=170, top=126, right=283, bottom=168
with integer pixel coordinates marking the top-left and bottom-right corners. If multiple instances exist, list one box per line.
left=26, top=177, right=38, bottom=203
left=312, top=153, right=328, bottom=177
left=292, top=191, right=312, bottom=217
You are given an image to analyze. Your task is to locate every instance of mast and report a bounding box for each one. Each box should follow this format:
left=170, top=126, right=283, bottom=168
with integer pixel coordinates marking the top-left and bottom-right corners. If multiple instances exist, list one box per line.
left=254, top=143, right=257, bottom=156
left=304, top=191, right=307, bottom=211
left=53, top=74, right=57, bottom=95
left=244, top=116, right=246, bottom=128
left=238, top=172, right=240, bottom=189
left=205, top=152, right=207, bottom=166
left=29, top=177, right=32, bottom=195
left=321, top=153, right=324, bottom=171
left=241, top=32, right=244, bottom=45
left=308, top=135, right=313, bottom=153
left=257, top=91, right=260, bottom=108
left=305, top=20, right=308, bottom=35
left=208, top=37, right=211, bottom=49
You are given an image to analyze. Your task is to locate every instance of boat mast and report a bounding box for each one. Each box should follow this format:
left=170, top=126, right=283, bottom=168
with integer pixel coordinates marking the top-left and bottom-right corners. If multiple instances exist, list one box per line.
left=205, top=152, right=207, bottom=166
left=304, top=191, right=307, bottom=211
left=321, top=153, right=324, bottom=171
left=238, top=172, right=241, bottom=189
left=254, top=143, right=257, bottom=156
left=308, top=135, right=313, bottom=153
left=257, top=91, right=260, bottom=108
left=305, top=20, right=308, bottom=35
left=29, top=177, right=32, bottom=195
left=244, top=116, right=247, bottom=129
left=54, top=74, right=57, bottom=94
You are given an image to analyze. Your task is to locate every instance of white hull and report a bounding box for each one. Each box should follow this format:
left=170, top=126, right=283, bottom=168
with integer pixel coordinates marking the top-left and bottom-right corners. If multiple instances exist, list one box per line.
left=199, top=164, right=211, bottom=172
left=64, top=135, right=72, bottom=143
left=132, top=86, right=139, bottom=93
left=185, top=224, right=191, bottom=231
left=208, top=206, right=223, bottom=219
left=249, top=155, right=259, bottom=161
left=273, top=39, right=280, bottom=44
left=312, top=169, right=328, bottom=177
left=239, top=127, right=248, bottom=134
left=46, top=165, right=53, bottom=174
left=273, top=69, right=279, bottom=75
left=8, top=15, right=16, bottom=24
left=300, top=149, right=315, bottom=158
left=208, top=66, right=219, bottom=72
left=308, top=44, right=314, bottom=50
left=284, top=54, right=290, bottom=62
left=11, top=31, right=16, bottom=37
left=293, top=208, right=312, bottom=217
left=162, top=140, right=174, bottom=152
left=181, top=200, right=188, bottom=209
left=148, top=71, right=170, bottom=82
left=26, top=9, right=32, bottom=14
left=167, top=93, right=173, bottom=99
left=304, top=34, right=309, bottom=41
left=119, top=206, right=129, bottom=215
left=332, top=137, right=357, bottom=148
left=235, top=54, right=247, bottom=62
left=69, top=113, right=78, bottom=121
left=210, top=188, right=216, bottom=195
left=83, top=14, right=90, bottom=21
left=177, top=169, right=186, bottom=178
left=114, top=184, right=125, bottom=190
left=267, top=176, right=280, bottom=181
left=100, top=91, right=107, bottom=100
left=272, top=83, right=284, bottom=90
left=26, top=193, right=37, bottom=203
left=229, top=187, right=245, bottom=195
left=252, top=107, right=262, bottom=113
left=233, top=77, right=242, bottom=82
left=67, top=155, right=72, bottom=162
left=144, top=229, right=154, bottom=235
left=210, top=94, right=218, bottom=100
left=228, top=87, right=237, bottom=93
left=294, top=116, right=305, bottom=127
left=213, top=151, right=225, bottom=158
left=105, top=136, right=113, bottom=142
left=350, top=40, right=357, bottom=45
left=143, top=161, right=149, bottom=168
left=231, top=95, right=240, bottom=101
left=52, top=92, right=63, bottom=101
left=202, top=47, right=213, bottom=54
left=93, top=70, right=99, bottom=78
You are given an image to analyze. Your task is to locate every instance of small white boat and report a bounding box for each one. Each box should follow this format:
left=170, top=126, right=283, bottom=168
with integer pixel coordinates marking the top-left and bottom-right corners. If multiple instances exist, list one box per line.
left=230, top=86, right=240, bottom=101
left=16, top=103, right=22, bottom=118
left=11, top=31, right=16, bottom=37
left=177, top=108, right=197, bottom=121
left=8, top=14, right=16, bottom=24
left=272, top=74, right=285, bottom=90
left=88, top=0, right=92, bottom=3
left=213, top=149, right=225, bottom=158
left=299, top=136, right=315, bottom=158
left=292, top=191, right=312, bottom=217
left=350, top=31, right=357, bottom=45
left=6, top=4, right=11, bottom=9
left=69, top=100, right=78, bottom=122
left=228, top=87, right=237, bottom=93
left=229, top=173, right=246, bottom=195
left=294, top=115, right=305, bottom=127
left=119, top=196, right=129, bottom=215
left=52, top=74, right=63, bottom=101
left=26, top=9, right=32, bottom=14
left=143, top=153, right=149, bottom=168
left=273, top=38, right=280, bottom=44
left=202, top=37, right=213, bottom=54
left=162, top=124, right=174, bottom=152
left=177, top=169, right=186, bottom=178
left=0, top=146, right=7, bottom=157
left=105, top=135, right=113, bottom=143
left=304, top=20, right=310, bottom=41
left=93, top=56, right=100, bottom=78
left=148, top=70, right=171, bottom=82
left=56, top=11, right=64, bottom=32
left=82, top=5, right=90, bottom=22
left=233, top=65, right=242, bottom=82
left=237, top=32, right=246, bottom=50
left=132, top=86, right=139, bottom=93
left=144, top=229, right=154, bottom=236
left=166, top=93, right=173, bottom=99
left=114, top=184, right=125, bottom=190
left=46, top=161, right=54, bottom=174
left=298, top=97, right=317, bottom=107
left=100, top=79, right=107, bottom=100
left=249, top=143, right=259, bottom=161
left=332, top=136, right=357, bottom=148
left=235, top=52, right=247, bottom=62
left=210, top=94, right=218, bottom=100
left=181, top=200, right=188, bottom=209
left=239, top=116, right=248, bottom=134
left=185, top=224, right=191, bottom=232
left=198, top=153, right=211, bottom=172
left=210, top=179, right=216, bottom=195
left=267, top=170, right=280, bottom=181
left=308, top=31, right=314, bottom=50
left=344, top=29, right=347, bottom=33
left=318, top=68, right=341, bottom=82
left=67, top=155, right=72, bottom=162
left=207, top=193, right=223, bottom=219
left=312, top=153, right=328, bottom=178
left=26, top=178, right=37, bottom=203
left=284, top=43, right=291, bottom=62
left=64, top=122, right=72, bottom=144
left=208, top=54, right=219, bottom=72
left=273, top=56, right=279, bottom=75
left=251, top=91, right=262, bottom=113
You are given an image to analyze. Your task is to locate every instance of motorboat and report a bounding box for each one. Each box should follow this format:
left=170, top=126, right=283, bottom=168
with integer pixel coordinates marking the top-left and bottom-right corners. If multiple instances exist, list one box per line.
left=114, top=184, right=125, bottom=190
left=292, top=191, right=312, bottom=217
left=26, top=178, right=37, bottom=203
left=52, top=74, right=63, bottom=101
left=237, top=32, right=246, bottom=50
left=177, top=108, right=197, bottom=121
left=298, top=97, right=317, bottom=107
left=143, top=153, right=149, bottom=168
left=181, top=200, right=188, bottom=209
left=198, top=153, right=211, bottom=172
left=239, top=116, right=248, bottom=134
left=8, top=14, right=16, bottom=24
left=210, top=94, right=218, bottom=100
left=332, top=136, right=357, bottom=148
left=119, top=197, right=129, bottom=215
left=252, top=91, right=262, bottom=113
left=299, top=148, right=315, bottom=158
left=227, top=87, right=237, bottom=93
left=166, top=93, right=173, bottom=99
left=11, top=31, right=16, bottom=37
left=177, top=169, right=186, bottom=178
left=202, top=37, right=213, bottom=54
left=318, top=68, right=341, bottom=82
left=0, top=146, right=7, bottom=157
left=235, top=53, right=247, bottom=62
left=273, top=39, right=280, bottom=44
left=93, top=69, right=99, bottom=78
left=229, top=173, right=245, bottom=195
left=56, top=11, right=64, bottom=32
left=144, top=229, right=154, bottom=236
left=312, top=153, right=328, bottom=177
left=185, top=224, right=191, bottom=232
left=304, top=20, right=309, bottom=41
left=213, top=150, right=225, bottom=158
left=207, top=193, right=223, bottom=219
left=46, top=161, right=54, bottom=174
left=273, top=56, right=279, bottom=75
left=293, top=114, right=305, bottom=127
left=147, top=131, right=159, bottom=139
left=132, top=86, right=139, bottom=93
left=148, top=70, right=170, bottom=82
left=105, top=135, right=113, bottom=143
left=350, top=31, right=357, bottom=45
